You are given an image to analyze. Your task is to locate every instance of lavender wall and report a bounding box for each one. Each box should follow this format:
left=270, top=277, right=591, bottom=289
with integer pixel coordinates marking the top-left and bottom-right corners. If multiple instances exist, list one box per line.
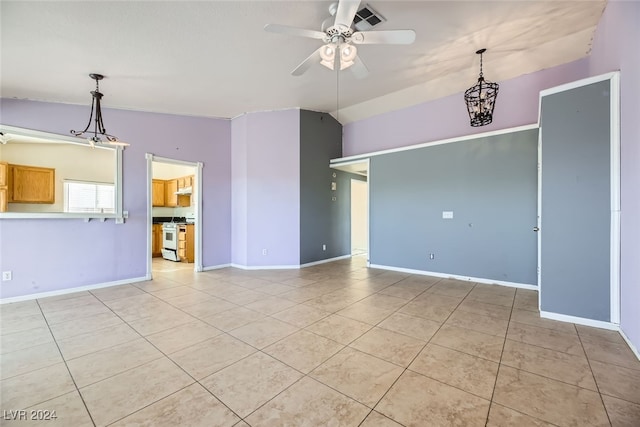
left=0, top=99, right=231, bottom=298
left=588, top=0, right=640, bottom=351
left=343, top=59, right=589, bottom=156
left=231, top=109, right=300, bottom=267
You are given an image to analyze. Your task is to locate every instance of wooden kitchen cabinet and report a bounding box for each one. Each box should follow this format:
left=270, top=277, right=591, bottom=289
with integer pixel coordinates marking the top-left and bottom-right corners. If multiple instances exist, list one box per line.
left=152, top=180, right=165, bottom=207
left=165, top=179, right=178, bottom=207
left=152, top=224, right=163, bottom=257
left=177, top=224, right=194, bottom=263
left=7, top=164, right=55, bottom=204
left=0, top=162, right=7, bottom=212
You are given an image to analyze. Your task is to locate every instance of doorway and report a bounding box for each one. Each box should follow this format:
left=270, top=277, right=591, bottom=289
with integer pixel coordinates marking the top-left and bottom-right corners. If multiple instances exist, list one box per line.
left=351, top=179, right=368, bottom=256
left=145, top=154, right=203, bottom=279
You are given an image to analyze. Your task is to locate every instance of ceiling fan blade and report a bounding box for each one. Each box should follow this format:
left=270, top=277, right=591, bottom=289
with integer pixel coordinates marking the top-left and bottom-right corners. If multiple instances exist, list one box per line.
left=291, top=46, right=324, bottom=76
left=350, top=55, right=369, bottom=79
left=264, top=24, right=326, bottom=40
left=334, top=0, right=361, bottom=29
left=351, top=30, right=416, bottom=45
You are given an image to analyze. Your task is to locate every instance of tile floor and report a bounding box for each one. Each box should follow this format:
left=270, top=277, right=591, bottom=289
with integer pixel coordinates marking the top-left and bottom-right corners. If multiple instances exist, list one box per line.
left=1, top=257, right=639, bottom=426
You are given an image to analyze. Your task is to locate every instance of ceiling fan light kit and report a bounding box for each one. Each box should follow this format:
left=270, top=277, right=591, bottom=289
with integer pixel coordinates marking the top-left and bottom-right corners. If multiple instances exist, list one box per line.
left=71, top=73, right=129, bottom=147
left=464, top=48, right=499, bottom=127
left=264, top=0, right=415, bottom=79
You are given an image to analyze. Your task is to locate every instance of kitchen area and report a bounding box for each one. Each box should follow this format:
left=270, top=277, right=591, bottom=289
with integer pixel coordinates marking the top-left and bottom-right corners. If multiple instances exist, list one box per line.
left=151, top=161, right=197, bottom=270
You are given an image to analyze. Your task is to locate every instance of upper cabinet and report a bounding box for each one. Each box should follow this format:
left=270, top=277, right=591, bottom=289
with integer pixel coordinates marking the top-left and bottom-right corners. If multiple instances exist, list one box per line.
left=8, top=164, right=55, bottom=204
left=155, top=175, right=193, bottom=207
left=152, top=179, right=165, bottom=207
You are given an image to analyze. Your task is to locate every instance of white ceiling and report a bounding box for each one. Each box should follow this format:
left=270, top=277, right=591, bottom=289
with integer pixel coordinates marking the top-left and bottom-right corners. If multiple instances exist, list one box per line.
left=0, top=1, right=606, bottom=124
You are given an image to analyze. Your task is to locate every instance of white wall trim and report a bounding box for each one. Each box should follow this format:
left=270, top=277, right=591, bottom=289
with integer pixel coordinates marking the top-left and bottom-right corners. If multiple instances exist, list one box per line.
left=620, top=329, right=640, bottom=362
left=331, top=124, right=539, bottom=165
left=230, top=263, right=301, bottom=270
left=538, top=71, right=620, bottom=98
left=369, top=264, right=537, bottom=290
left=202, top=263, right=232, bottom=271
left=540, top=310, right=619, bottom=331
left=0, top=276, right=149, bottom=304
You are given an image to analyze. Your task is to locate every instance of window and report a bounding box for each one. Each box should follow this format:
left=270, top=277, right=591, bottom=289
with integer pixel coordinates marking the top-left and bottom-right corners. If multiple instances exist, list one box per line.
left=64, top=180, right=115, bottom=213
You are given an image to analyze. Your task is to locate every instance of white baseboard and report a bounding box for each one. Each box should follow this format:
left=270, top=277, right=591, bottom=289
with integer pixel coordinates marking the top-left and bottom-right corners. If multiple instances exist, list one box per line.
left=202, top=263, right=231, bottom=271
left=0, top=276, right=149, bottom=305
left=539, top=311, right=619, bottom=330
left=368, top=264, right=537, bottom=290
left=618, top=329, right=640, bottom=361
left=230, top=263, right=300, bottom=270
left=300, top=254, right=351, bottom=268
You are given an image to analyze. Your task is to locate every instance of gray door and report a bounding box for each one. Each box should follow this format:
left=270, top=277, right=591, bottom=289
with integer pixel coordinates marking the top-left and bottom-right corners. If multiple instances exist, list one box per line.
left=539, top=77, right=614, bottom=322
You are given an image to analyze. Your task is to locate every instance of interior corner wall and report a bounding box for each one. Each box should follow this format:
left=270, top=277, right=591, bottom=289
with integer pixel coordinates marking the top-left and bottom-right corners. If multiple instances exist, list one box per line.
left=299, top=110, right=346, bottom=264
left=588, top=0, right=640, bottom=351
left=231, top=109, right=300, bottom=268
left=369, top=128, right=538, bottom=285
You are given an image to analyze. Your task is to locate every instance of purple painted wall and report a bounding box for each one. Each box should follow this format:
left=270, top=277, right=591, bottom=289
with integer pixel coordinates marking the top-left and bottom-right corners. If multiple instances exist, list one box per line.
left=0, top=99, right=231, bottom=298
left=343, top=59, right=589, bottom=156
left=588, top=0, right=640, bottom=352
left=231, top=109, right=300, bottom=267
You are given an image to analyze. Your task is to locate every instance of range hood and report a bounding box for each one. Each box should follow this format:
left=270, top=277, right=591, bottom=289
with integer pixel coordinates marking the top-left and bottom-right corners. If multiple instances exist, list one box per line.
left=175, top=186, right=192, bottom=195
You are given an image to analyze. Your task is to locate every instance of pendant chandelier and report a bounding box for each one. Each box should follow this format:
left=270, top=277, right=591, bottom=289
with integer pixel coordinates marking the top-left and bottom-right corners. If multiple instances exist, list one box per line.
left=71, top=73, right=129, bottom=147
left=464, top=48, right=499, bottom=127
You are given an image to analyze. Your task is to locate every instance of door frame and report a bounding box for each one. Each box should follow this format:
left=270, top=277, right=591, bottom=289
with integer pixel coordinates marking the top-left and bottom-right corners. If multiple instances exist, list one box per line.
left=145, top=153, right=204, bottom=278
left=350, top=176, right=369, bottom=257
left=537, top=71, right=620, bottom=325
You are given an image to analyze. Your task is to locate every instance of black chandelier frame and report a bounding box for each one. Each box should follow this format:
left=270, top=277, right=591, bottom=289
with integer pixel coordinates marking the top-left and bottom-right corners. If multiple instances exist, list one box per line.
left=464, top=48, right=499, bottom=127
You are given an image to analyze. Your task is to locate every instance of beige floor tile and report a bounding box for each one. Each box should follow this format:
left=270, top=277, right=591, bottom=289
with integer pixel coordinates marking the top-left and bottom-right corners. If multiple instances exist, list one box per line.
left=0, top=341, right=63, bottom=380
left=513, top=289, right=539, bottom=312
left=0, top=300, right=41, bottom=318
left=310, top=347, right=403, bottom=407
left=602, top=395, right=640, bottom=427
left=501, top=339, right=597, bottom=390
left=201, top=352, right=302, bottom=418
left=80, top=357, right=194, bottom=426
left=360, top=410, right=404, bottom=427
left=263, top=330, right=344, bottom=373
left=0, top=325, right=54, bottom=354
left=38, top=294, right=101, bottom=314
left=426, top=281, right=475, bottom=298
left=67, top=338, right=164, bottom=388
left=409, top=343, right=499, bottom=399
left=109, top=383, right=240, bottom=427
left=233, top=421, right=250, bottom=427
left=432, top=324, right=504, bottom=362
left=259, top=282, right=297, bottom=296
left=377, top=312, right=441, bottom=341
left=303, top=292, right=357, bottom=312
left=48, top=312, right=124, bottom=341
left=127, top=308, right=196, bottom=336
left=145, top=320, right=222, bottom=354
left=149, top=285, right=201, bottom=300
left=179, top=298, right=238, bottom=318
left=134, top=278, right=183, bottom=291
left=486, top=403, right=556, bottom=426
left=170, top=334, right=255, bottom=379
left=0, top=313, right=49, bottom=335
left=0, top=390, right=94, bottom=427
left=510, top=308, right=577, bottom=334
left=0, top=363, right=76, bottom=410
left=304, top=314, right=372, bottom=345
left=279, top=286, right=329, bottom=303
left=57, top=323, right=140, bottom=360
left=506, top=322, right=584, bottom=356
left=162, top=291, right=216, bottom=308
left=104, top=296, right=174, bottom=322
left=219, top=289, right=266, bottom=305
left=42, top=303, right=112, bottom=325
left=465, top=289, right=515, bottom=307
left=456, top=299, right=512, bottom=320
left=576, top=324, right=628, bottom=346
left=350, top=327, right=425, bottom=367
left=271, top=304, right=330, bottom=328
left=412, top=292, right=464, bottom=309
left=398, top=300, right=455, bottom=323
left=446, top=310, right=509, bottom=337
left=246, top=376, right=369, bottom=426
left=493, top=365, right=609, bottom=426
left=90, top=284, right=147, bottom=302
left=201, top=306, right=266, bottom=331
left=244, top=296, right=297, bottom=315
left=337, top=302, right=394, bottom=325
left=228, top=317, right=298, bottom=349
left=582, top=337, right=640, bottom=370
left=359, top=294, right=407, bottom=310
left=590, top=359, right=640, bottom=404
left=376, top=370, right=490, bottom=427
left=377, top=283, right=427, bottom=300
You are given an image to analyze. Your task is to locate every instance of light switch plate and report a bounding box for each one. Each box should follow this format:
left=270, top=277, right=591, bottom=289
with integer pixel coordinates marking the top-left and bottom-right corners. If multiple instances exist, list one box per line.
left=442, top=211, right=454, bottom=219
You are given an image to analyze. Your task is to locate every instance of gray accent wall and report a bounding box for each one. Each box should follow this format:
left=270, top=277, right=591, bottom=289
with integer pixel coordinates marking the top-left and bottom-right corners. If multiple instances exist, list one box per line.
left=369, top=128, right=538, bottom=285
left=540, top=80, right=611, bottom=321
left=299, top=110, right=350, bottom=264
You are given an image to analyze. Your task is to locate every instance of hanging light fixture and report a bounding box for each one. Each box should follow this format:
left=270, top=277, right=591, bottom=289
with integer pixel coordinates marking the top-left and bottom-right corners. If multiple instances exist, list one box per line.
left=71, top=73, right=129, bottom=147
left=464, top=48, right=499, bottom=127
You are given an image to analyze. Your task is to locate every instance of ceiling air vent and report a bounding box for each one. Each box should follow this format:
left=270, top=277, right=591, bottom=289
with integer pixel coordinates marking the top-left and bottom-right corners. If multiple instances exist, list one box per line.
left=353, top=4, right=386, bottom=31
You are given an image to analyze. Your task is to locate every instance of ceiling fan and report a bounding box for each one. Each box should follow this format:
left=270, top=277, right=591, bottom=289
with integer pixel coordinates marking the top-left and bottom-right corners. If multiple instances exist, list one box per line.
left=264, top=0, right=416, bottom=79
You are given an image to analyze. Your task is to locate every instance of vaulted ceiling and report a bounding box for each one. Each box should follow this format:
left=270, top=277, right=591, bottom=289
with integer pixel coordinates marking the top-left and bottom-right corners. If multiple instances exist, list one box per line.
left=0, top=1, right=606, bottom=124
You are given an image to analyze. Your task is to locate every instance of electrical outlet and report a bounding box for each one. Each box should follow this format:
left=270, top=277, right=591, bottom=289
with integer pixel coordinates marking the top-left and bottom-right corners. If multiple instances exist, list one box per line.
left=262, top=249, right=268, bottom=256
left=429, top=253, right=435, bottom=260
left=322, top=244, right=326, bottom=251
left=2, top=271, right=12, bottom=281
